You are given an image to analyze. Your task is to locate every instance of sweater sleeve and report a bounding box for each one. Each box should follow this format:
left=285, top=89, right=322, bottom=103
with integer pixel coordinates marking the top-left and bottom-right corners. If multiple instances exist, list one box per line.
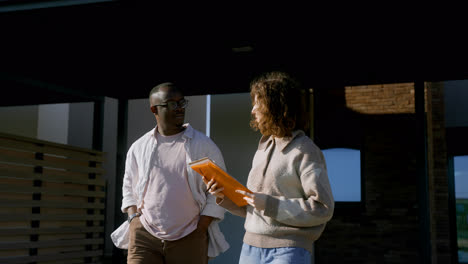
left=217, top=196, right=247, bottom=218
left=263, top=151, right=334, bottom=227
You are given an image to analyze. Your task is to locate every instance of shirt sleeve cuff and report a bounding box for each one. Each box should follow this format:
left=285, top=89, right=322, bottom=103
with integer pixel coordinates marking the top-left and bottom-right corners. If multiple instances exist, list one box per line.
left=121, top=198, right=137, bottom=213
left=201, top=203, right=226, bottom=221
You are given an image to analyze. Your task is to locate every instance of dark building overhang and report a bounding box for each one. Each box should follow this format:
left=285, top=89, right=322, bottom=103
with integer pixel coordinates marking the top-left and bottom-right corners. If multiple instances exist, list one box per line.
left=1, top=1, right=468, bottom=106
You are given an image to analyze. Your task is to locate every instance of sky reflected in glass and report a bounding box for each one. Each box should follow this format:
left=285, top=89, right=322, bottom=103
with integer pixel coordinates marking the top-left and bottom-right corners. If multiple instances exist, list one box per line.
left=455, top=155, right=468, bottom=199
left=323, top=148, right=361, bottom=202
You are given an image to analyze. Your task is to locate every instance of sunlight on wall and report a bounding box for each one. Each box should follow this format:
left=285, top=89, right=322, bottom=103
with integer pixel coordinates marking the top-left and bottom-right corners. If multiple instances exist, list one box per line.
left=345, top=83, right=415, bottom=114
left=206, top=94, right=211, bottom=137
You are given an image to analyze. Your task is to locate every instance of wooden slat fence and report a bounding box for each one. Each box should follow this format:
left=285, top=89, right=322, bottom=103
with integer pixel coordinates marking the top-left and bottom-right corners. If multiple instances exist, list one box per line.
left=0, top=132, right=106, bottom=264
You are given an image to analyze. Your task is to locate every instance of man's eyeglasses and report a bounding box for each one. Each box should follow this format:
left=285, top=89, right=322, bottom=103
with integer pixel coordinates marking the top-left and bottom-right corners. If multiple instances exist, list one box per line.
left=153, top=99, right=189, bottom=110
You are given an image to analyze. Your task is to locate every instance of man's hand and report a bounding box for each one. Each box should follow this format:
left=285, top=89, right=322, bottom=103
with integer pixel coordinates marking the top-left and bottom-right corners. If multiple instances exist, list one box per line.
left=197, top=215, right=214, bottom=233
left=236, top=190, right=268, bottom=212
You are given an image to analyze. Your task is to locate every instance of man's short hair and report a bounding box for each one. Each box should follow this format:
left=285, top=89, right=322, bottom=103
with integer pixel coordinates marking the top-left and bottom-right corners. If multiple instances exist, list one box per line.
left=148, top=82, right=182, bottom=106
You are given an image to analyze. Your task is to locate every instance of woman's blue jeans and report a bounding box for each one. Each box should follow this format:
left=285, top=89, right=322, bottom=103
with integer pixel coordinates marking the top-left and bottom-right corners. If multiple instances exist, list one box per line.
left=238, top=243, right=312, bottom=264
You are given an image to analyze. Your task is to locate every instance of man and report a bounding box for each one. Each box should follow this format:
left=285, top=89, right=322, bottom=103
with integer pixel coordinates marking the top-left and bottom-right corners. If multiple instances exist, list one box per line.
left=111, top=82, right=229, bottom=264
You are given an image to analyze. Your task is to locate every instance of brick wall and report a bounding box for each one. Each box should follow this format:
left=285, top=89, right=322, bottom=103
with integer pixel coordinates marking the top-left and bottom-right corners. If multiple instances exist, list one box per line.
left=344, top=83, right=415, bottom=114
left=314, top=82, right=451, bottom=263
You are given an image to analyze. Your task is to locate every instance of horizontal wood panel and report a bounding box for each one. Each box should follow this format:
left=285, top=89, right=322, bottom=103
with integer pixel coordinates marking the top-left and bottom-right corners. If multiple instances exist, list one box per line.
left=0, top=165, right=105, bottom=186
left=0, top=226, right=103, bottom=235
left=0, top=214, right=104, bottom=221
left=41, top=208, right=96, bottom=215
left=40, top=221, right=92, bottom=228
left=0, top=132, right=102, bottom=155
left=0, top=137, right=104, bottom=162
left=0, top=200, right=105, bottom=209
left=0, top=151, right=104, bottom=174
left=0, top=185, right=105, bottom=198
left=45, top=144, right=104, bottom=162
left=36, top=260, right=102, bottom=264
left=0, top=249, right=102, bottom=264
left=0, top=238, right=103, bottom=250
left=0, top=249, right=27, bottom=258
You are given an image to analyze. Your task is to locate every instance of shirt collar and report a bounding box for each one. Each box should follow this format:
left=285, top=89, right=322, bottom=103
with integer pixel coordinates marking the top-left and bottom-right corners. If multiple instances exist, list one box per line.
left=151, top=123, right=194, bottom=142
left=258, top=130, right=305, bottom=151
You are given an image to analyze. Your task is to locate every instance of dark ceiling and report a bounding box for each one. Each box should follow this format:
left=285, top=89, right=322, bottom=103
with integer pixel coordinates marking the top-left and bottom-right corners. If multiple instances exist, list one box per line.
left=1, top=1, right=468, bottom=106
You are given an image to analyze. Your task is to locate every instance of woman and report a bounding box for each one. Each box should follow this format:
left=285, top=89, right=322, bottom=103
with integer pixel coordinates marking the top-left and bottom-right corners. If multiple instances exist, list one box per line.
left=204, top=71, right=334, bottom=264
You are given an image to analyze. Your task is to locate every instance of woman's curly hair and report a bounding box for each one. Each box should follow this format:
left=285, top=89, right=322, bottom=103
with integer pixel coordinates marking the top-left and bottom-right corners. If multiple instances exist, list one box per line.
left=250, top=71, right=309, bottom=137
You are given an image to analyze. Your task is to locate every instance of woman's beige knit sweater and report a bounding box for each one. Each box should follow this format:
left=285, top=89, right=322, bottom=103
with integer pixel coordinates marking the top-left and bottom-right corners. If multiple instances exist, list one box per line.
left=218, top=130, right=334, bottom=253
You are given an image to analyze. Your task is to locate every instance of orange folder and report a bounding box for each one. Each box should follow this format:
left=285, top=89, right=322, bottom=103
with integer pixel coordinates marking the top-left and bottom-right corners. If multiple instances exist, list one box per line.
left=189, top=157, right=252, bottom=207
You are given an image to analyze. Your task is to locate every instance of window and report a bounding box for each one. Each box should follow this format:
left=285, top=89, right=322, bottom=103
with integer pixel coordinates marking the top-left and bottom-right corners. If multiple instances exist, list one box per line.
left=322, top=148, right=361, bottom=202
left=454, top=155, right=468, bottom=263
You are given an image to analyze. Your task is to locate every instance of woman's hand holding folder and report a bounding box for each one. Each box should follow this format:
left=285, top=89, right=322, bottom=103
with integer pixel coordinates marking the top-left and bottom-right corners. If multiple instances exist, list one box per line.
left=203, top=176, right=267, bottom=211
left=235, top=190, right=267, bottom=212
